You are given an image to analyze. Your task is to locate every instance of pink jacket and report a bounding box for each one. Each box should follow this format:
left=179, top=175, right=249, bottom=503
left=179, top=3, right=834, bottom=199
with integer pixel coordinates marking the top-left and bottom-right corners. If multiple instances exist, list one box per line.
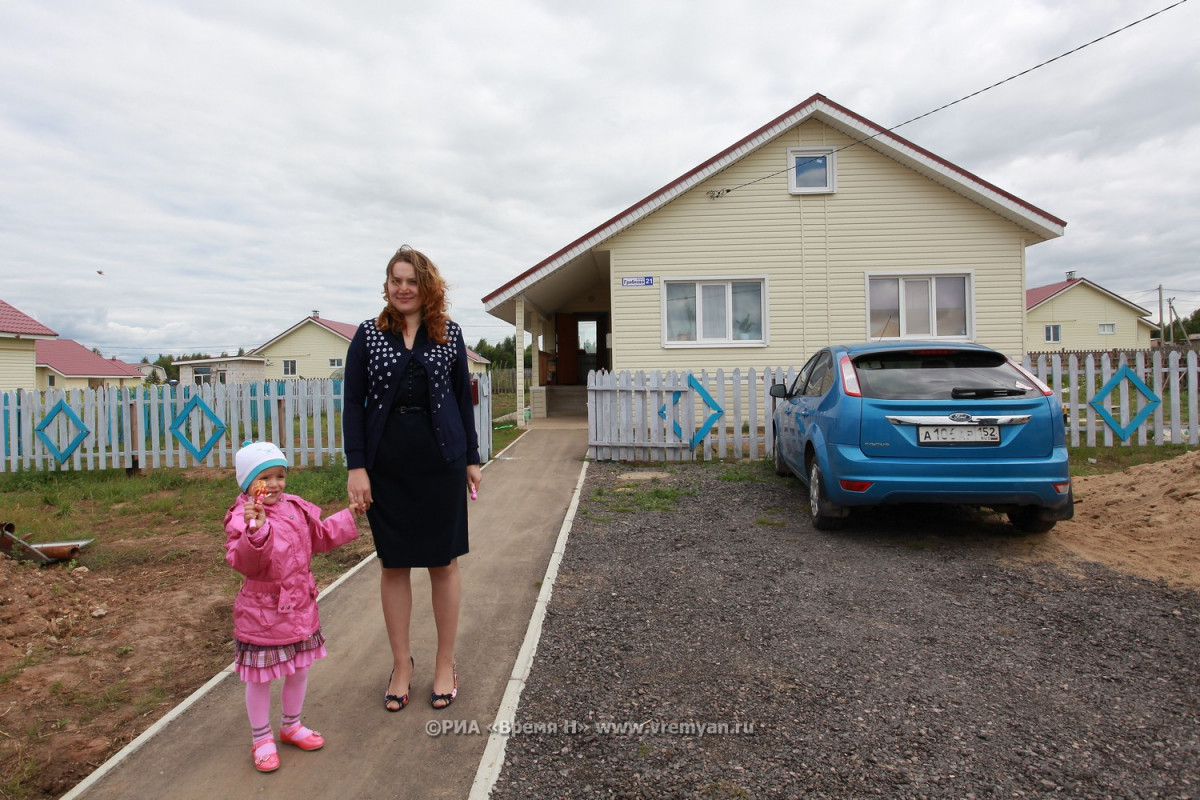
left=224, top=493, right=358, bottom=646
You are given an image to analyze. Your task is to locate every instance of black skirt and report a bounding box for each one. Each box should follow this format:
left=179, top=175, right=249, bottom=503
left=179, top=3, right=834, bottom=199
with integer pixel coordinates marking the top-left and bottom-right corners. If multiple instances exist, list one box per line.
left=366, top=409, right=469, bottom=568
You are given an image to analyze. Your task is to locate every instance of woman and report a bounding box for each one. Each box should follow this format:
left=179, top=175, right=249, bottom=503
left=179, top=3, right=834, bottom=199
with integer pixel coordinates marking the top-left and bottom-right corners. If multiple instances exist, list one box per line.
left=343, top=245, right=482, bottom=712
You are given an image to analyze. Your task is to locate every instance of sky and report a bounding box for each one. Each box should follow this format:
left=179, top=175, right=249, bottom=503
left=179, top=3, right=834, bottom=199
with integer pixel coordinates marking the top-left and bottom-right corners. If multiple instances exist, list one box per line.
left=2, top=0, right=1198, bottom=364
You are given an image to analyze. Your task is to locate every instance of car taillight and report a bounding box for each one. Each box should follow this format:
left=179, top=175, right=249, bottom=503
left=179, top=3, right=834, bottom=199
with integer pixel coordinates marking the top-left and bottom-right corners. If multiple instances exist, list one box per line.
left=840, top=355, right=861, bottom=397
left=840, top=480, right=873, bottom=492
left=1053, top=481, right=1071, bottom=495
left=1009, top=359, right=1054, bottom=397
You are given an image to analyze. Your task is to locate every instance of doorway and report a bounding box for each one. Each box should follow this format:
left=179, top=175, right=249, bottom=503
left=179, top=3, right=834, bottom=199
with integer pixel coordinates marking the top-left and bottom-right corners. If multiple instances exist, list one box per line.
left=555, top=313, right=609, bottom=385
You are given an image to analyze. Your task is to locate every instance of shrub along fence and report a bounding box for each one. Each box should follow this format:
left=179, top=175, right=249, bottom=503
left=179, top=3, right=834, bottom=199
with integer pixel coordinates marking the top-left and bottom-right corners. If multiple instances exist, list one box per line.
left=1, top=376, right=493, bottom=473
left=587, top=349, right=1198, bottom=462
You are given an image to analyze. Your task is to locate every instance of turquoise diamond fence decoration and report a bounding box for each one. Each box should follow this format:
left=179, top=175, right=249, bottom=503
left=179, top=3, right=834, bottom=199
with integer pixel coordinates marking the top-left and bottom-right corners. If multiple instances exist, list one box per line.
left=170, top=394, right=228, bottom=461
left=1088, top=365, right=1161, bottom=442
left=656, top=374, right=725, bottom=450
left=35, top=399, right=91, bottom=464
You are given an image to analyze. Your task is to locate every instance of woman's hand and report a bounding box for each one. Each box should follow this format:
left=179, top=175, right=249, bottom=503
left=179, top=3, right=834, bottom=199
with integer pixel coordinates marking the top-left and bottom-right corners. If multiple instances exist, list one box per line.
left=466, top=464, right=482, bottom=499
left=348, top=468, right=373, bottom=513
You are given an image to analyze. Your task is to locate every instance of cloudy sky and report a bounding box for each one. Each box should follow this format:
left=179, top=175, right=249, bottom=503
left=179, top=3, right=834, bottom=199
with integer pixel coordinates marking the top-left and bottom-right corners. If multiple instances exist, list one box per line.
left=2, top=0, right=1197, bottom=363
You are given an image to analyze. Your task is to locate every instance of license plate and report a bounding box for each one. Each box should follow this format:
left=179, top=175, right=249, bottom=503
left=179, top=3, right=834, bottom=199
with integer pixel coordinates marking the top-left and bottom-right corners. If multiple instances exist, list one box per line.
left=917, top=425, right=1000, bottom=445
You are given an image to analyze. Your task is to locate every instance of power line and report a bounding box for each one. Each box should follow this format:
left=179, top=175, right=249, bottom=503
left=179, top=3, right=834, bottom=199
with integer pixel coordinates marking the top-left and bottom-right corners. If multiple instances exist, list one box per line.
left=708, top=0, right=1191, bottom=199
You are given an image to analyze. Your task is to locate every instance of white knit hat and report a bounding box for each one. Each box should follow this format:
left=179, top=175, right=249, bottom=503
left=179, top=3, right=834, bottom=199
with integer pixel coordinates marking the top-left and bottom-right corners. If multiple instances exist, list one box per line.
left=235, top=440, right=288, bottom=492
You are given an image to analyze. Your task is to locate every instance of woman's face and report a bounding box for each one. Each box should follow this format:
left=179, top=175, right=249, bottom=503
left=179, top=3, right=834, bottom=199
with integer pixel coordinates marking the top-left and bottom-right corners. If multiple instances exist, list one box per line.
left=387, top=261, right=422, bottom=316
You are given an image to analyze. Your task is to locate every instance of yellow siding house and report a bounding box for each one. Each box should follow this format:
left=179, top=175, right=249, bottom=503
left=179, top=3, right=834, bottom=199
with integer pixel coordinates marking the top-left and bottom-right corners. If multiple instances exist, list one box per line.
left=483, top=94, right=1066, bottom=416
left=1025, top=275, right=1155, bottom=352
left=35, top=339, right=143, bottom=390
left=1, top=299, right=58, bottom=391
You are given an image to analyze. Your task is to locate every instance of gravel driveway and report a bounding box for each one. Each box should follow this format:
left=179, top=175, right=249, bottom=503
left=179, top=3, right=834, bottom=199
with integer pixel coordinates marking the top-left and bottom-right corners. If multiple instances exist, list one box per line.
left=489, top=460, right=1200, bottom=799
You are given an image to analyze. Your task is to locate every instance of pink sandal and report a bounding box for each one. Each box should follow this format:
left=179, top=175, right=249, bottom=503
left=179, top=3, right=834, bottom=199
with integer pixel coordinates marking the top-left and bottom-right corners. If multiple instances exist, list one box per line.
left=251, top=738, right=280, bottom=773
left=280, top=725, right=325, bottom=751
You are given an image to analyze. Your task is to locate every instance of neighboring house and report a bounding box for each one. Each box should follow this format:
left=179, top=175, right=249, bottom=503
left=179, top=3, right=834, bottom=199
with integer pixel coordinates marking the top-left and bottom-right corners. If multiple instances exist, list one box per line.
left=482, top=93, right=1066, bottom=415
left=177, top=312, right=359, bottom=385
left=1026, top=274, right=1156, bottom=352
left=35, top=339, right=144, bottom=390
left=0, top=298, right=58, bottom=391
left=136, top=362, right=168, bottom=382
left=252, top=312, right=358, bottom=380
left=175, top=354, right=268, bottom=386
left=466, top=347, right=490, bottom=376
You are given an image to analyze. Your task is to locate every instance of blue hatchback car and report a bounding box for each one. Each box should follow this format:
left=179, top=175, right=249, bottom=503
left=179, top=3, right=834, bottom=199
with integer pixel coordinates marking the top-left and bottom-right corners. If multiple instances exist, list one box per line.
left=769, top=341, right=1073, bottom=532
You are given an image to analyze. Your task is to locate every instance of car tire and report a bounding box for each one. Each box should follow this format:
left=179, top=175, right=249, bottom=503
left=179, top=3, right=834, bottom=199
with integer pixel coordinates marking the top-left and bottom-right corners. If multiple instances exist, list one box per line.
left=1007, top=506, right=1056, bottom=533
left=773, top=430, right=791, bottom=476
left=807, top=461, right=846, bottom=531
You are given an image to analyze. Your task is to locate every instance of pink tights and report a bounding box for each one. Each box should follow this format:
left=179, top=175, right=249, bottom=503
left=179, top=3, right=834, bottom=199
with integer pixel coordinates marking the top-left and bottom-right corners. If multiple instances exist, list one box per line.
left=245, top=666, right=311, bottom=751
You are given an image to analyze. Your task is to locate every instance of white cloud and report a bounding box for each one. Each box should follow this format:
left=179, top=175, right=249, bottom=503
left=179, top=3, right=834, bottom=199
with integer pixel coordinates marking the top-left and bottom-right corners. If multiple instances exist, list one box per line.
left=2, top=0, right=1198, bottom=361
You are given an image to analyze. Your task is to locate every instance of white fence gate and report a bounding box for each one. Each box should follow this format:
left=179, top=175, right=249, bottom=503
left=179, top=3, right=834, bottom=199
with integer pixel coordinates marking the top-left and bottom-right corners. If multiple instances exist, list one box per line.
left=587, top=351, right=1198, bottom=462
left=1, top=377, right=493, bottom=473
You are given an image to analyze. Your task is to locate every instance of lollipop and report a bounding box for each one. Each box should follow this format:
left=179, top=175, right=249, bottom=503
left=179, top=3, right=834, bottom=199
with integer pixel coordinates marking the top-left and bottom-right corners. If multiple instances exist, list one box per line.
left=248, top=479, right=267, bottom=530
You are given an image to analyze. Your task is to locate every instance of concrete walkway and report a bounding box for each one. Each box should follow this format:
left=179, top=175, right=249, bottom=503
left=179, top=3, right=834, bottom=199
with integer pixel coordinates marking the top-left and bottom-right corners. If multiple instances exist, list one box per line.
left=66, top=418, right=589, bottom=800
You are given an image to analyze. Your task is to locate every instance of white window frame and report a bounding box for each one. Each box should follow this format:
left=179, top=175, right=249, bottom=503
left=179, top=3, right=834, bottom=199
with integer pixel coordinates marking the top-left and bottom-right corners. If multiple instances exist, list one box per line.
left=1098, top=323, right=1116, bottom=335
left=661, top=276, right=770, bottom=348
left=1045, top=324, right=1062, bottom=343
left=787, top=147, right=837, bottom=195
left=864, top=271, right=974, bottom=341
left=329, top=358, right=343, bottom=368
left=283, top=360, right=297, bottom=376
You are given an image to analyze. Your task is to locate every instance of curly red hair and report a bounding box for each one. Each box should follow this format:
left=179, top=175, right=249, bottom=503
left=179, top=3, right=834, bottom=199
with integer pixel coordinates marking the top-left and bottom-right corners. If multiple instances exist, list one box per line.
left=377, top=245, right=450, bottom=344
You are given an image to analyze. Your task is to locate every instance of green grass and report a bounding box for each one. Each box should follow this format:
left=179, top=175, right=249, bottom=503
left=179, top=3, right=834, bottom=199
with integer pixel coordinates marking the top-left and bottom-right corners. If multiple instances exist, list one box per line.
left=1067, top=443, right=1193, bottom=477
left=589, top=480, right=697, bottom=514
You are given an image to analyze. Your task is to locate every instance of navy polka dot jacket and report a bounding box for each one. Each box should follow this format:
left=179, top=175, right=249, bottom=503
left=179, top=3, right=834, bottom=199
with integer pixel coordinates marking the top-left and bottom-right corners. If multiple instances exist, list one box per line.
left=342, top=319, right=480, bottom=470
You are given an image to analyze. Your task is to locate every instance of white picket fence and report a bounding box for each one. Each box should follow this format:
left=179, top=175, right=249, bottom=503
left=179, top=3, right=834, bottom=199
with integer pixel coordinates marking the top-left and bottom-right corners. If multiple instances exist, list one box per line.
left=1, top=377, right=493, bottom=473
left=587, top=350, right=1199, bottom=462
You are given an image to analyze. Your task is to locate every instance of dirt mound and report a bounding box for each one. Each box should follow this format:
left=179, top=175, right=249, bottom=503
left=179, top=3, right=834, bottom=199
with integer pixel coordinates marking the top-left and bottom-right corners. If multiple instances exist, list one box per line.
left=1022, top=448, right=1200, bottom=589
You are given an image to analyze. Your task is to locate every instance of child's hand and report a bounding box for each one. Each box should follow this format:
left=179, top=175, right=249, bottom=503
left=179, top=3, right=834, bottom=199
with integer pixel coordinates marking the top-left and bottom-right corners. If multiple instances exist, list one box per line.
left=349, top=500, right=367, bottom=517
left=244, top=497, right=266, bottom=530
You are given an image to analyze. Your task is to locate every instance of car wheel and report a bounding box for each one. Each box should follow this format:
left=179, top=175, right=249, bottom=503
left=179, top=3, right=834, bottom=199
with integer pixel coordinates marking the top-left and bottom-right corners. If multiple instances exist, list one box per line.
left=773, top=430, right=791, bottom=476
left=807, top=461, right=846, bottom=531
left=1007, top=506, right=1056, bottom=533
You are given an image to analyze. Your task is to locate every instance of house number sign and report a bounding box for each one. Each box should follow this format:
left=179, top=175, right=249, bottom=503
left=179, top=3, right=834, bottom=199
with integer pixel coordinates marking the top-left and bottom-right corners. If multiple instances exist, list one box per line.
left=621, top=277, right=654, bottom=287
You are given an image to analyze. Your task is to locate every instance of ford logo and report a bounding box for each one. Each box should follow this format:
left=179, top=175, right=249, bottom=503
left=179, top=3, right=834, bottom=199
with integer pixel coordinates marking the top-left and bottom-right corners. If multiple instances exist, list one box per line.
left=949, top=412, right=973, bottom=423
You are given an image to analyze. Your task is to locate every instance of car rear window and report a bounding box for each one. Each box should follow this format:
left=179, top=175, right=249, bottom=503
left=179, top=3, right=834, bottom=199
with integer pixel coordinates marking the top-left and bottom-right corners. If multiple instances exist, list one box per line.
left=852, top=350, right=1037, bottom=400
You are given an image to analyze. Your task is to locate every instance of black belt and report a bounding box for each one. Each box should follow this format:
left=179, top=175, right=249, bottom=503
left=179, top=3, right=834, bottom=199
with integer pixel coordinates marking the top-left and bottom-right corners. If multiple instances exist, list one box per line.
left=392, top=405, right=428, bottom=414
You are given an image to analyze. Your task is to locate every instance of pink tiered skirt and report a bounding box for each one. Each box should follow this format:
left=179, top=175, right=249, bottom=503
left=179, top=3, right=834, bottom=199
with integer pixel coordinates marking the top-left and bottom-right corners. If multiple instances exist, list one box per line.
left=233, top=629, right=327, bottom=683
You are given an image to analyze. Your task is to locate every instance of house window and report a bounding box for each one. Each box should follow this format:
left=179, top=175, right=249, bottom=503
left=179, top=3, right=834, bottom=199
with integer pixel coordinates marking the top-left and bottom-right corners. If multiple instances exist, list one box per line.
left=868, top=275, right=969, bottom=339
left=787, top=147, right=836, bottom=194
left=1098, top=323, right=1116, bottom=335
left=329, top=358, right=343, bottom=368
left=1044, top=325, right=1062, bottom=343
left=47, top=375, right=55, bottom=387
left=663, top=279, right=765, bottom=345
left=283, top=360, right=297, bottom=376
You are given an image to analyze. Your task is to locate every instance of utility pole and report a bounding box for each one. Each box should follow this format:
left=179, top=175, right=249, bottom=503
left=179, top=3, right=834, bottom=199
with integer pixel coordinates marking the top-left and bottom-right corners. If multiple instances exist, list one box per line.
left=1158, top=284, right=1164, bottom=341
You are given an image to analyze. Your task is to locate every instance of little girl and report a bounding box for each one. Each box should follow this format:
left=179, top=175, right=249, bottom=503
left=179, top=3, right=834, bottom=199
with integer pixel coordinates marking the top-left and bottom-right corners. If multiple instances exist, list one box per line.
left=224, top=440, right=361, bottom=773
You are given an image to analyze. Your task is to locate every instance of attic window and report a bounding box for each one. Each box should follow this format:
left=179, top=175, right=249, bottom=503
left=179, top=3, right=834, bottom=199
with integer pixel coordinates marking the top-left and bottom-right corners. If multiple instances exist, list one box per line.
left=787, top=147, right=836, bottom=194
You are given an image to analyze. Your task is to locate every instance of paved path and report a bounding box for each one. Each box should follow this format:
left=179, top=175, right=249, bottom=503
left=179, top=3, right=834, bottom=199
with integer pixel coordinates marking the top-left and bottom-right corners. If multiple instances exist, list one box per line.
left=66, top=418, right=588, bottom=800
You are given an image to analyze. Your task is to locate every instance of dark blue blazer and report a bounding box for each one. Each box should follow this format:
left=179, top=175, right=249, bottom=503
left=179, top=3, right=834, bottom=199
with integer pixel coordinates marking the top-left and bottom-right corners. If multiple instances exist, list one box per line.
left=342, top=319, right=480, bottom=470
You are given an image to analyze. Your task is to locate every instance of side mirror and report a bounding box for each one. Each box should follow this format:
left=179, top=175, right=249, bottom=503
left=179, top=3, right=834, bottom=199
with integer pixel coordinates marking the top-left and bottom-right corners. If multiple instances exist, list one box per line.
left=768, top=383, right=788, bottom=399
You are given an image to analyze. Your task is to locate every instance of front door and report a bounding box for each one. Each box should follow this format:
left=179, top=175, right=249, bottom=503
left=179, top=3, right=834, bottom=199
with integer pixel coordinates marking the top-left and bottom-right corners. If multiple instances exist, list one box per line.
left=555, top=313, right=579, bottom=385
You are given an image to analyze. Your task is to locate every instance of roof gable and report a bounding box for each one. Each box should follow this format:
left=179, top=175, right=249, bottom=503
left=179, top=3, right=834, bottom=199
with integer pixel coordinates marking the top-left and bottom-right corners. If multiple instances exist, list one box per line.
left=35, top=339, right=143, bottom=378
left=484, top=93, right=1066, bottom=311
left=251, top=316, right=358, bottom=354
left=1, top=299, right=57, bottom=338
left=1026, top=277, right=1151, bottom=318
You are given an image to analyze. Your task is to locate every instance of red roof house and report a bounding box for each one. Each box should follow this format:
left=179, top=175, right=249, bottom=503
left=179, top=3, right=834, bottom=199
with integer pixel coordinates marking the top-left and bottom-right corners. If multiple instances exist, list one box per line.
left=36, top=339, right=144, bottom=390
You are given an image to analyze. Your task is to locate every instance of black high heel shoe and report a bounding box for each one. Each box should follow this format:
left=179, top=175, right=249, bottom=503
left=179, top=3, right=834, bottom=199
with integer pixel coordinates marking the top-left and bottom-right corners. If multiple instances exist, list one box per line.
left=430, top=662, right=458, bottom=710
left=384, top=657, right=414, bottom=712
